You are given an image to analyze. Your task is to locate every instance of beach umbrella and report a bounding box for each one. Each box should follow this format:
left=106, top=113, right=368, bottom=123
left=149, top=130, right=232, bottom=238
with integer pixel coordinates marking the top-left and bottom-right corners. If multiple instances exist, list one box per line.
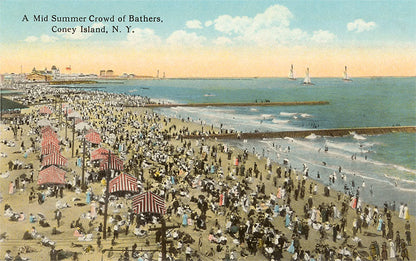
left=75, top=122, right=91, bottom=131
left=109, top=172, right=139, bottom=195
left=85, top=130, right=101, bottom=145
left=37, top=165, right=66, bottom=186
left=37, top=118, right=51, bottom=127
left=42, top=152, right=67, bottom=167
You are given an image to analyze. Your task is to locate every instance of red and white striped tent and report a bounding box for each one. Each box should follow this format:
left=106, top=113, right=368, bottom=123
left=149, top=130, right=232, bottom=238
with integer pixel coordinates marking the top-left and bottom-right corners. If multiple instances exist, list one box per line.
left=42, top=130, right=58, bottom=140
left=41, top=126, right=55, bottom=134
left=37, top=165, right=66, bottom=186
left=42, top=152, right=67, bottom=167
left=41, top=136, right=59, bottom=147
left=39, top=106, right=52, bottom=115
left=132, top=191, right=166, bottom=215
left=109, top=173, right=139, bottom=194
left=99, top=155, right=124, bottom=171
left=41, top=142, right=60, bottom=155
left=85, top=130, right=101, bottom=145
left=90, top=147, right=109, bottom=161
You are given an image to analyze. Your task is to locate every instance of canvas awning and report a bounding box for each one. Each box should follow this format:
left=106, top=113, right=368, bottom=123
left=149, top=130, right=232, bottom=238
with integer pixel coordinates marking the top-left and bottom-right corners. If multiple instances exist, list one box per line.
left=41, top=142, right=60, bottom=155
left=132, top=191, right=166, bottom=215
left=109, top=172, right=139, bottom=194
left=90, top=147, right=109, bottom=161
left=99, top=155, right=124, bottom=171
left=42, top=152, right=67, bottom=167
left=37, top=165, right=66, bottom=185
left=41, top=136, right=59, bottom=147
left=85, top=130, right=101, bottom=144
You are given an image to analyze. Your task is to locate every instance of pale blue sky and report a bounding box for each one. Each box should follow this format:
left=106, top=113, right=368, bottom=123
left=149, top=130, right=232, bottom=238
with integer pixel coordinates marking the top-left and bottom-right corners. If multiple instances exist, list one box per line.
left=1, top=0, right=415, bottom=46
left=1, top=0, right=415, bottom=76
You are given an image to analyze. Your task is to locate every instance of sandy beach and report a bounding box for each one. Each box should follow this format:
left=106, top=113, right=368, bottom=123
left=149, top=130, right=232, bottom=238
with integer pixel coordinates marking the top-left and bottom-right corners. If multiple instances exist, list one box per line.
left=0, top=84, right=415, bottom=261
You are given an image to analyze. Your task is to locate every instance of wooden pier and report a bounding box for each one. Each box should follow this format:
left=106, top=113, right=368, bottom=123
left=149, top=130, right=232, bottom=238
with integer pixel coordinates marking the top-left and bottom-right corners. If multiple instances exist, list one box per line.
left=183, top=126, right=416, bottom=139
left=143, top=101, right=329, bottom=108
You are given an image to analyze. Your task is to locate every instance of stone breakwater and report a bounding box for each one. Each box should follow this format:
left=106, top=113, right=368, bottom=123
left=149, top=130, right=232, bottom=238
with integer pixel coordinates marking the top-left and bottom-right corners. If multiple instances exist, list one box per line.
left=183, top=126, right=416, bottom=139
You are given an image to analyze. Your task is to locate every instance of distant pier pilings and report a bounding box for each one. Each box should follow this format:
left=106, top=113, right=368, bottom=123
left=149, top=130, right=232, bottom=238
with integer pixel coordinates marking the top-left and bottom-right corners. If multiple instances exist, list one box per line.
left=183, top=126, right=416, bottom=140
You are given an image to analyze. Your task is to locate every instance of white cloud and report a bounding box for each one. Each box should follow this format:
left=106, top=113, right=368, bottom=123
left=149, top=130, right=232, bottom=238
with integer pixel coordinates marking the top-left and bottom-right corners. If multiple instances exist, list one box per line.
left=311, top=30, right=336, bottom=43
left=205, top=20, right=213, bottom=27
left=186, top=20, right=203, bottom=29
left=40, top=34, right=58, bottom=43
left=214, top=15, right=252, bottom=34
left=24, top=35, right=57, bottom=43
left=166, top=30, right=207, bottom=47
left=24, top=36, right=38, bottom=43
left=212, top=4, right=311, bottom=46
left=126, top=28, right=162, bottom=46
left=213, top=37, right=232, bottom=46
left=347, top=19, right=376, bottom=33
left=252, top=4, right=293, bottom=29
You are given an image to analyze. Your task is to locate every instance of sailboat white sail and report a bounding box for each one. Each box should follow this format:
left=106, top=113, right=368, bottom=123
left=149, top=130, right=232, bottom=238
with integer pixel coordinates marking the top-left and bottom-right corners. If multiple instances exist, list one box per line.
left=343, top=66, right=352, bottom=81
left=303, top=67, right=313, bottom=85
left=288, top=64, right=296, bottom=80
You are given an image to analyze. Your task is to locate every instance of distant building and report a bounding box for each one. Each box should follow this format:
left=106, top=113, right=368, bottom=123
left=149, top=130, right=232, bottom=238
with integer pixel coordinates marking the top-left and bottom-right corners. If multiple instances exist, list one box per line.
left=99, top=70, right=106, bottom=77
left=106, top=70, right=114, bottom=77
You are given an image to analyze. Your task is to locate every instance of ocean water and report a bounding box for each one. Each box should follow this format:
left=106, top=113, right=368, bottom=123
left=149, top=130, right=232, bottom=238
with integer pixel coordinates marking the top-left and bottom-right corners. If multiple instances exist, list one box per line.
left=77, top=77, right=416, bottom=213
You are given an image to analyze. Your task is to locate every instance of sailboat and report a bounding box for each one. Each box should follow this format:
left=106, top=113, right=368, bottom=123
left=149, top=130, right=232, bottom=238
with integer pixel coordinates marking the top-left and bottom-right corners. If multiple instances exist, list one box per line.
left=302, top=67, right=314, bottom=85
left=343, top=66, right=352, bottom=82
left=288, top=64, right=296, bottom=80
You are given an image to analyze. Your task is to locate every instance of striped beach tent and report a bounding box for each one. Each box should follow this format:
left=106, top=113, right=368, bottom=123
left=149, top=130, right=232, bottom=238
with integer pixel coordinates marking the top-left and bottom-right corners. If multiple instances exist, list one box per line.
left=41, top=142, right=60, bottom=155
left=109, top=173, right=139, bottom=194
left=41, top=126, right=55, bottom=134
left=85, top=130, right=101, bottom=145
left=42, top=152, right=67, bottom=167
left=39, top=106, right=52, bottom=115
left=90, top=147, right=109, bottom=161
left=99, top=155, right=124, bottom=171
left=132, top=191, right=166, bottom=215
left=41, top=130, right=58, bottom=140
left=37, top=165, right=66, bottom=185
left=41, top=136, right=59, bottom=147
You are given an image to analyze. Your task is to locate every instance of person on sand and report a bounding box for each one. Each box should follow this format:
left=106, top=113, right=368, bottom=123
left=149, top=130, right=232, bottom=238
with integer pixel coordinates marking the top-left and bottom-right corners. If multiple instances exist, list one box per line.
left=8, top=181, right=14, bottom=194
left=4, top=250, right=13, bottom=261
left=182, top=212, right=188, bottom=227
left=50, top=245, right=58, bottom=261
left=403, top=204, right=410, bottom=220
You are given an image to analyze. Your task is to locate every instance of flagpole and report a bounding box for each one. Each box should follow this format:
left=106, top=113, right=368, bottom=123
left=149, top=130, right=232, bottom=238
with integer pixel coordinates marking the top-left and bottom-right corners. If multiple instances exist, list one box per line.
left=72, top=118, right=75, bottom=158
left=103, top=151, right=111, bottom=240
left=81, top=127, right=86, bottom=190
left=161, top=217, right=167, bottom=260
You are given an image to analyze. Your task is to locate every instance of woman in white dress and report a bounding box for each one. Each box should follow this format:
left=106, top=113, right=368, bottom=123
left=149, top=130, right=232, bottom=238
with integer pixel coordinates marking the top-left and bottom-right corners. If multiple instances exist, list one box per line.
left=389, top=239, right=396, bottom=258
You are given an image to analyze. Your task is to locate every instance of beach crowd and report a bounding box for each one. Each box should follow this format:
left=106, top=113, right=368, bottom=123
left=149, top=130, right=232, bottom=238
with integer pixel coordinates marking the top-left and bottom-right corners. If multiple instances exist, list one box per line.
left=0, top=83, right=414, bottom=261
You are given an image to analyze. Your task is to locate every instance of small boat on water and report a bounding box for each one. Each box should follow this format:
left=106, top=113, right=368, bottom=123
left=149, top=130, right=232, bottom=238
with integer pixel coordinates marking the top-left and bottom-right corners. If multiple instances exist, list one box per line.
left=288, top=64, right=296, bottom=80
left=343, top=66, right=352, bottom=82
left=302, top=67, right=314, bottom=85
